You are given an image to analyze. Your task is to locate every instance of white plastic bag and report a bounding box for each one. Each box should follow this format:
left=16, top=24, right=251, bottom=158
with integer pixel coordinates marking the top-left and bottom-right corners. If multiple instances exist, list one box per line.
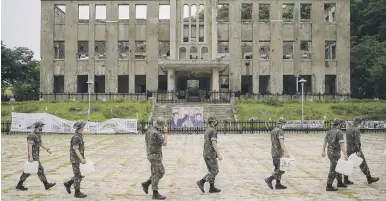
left=24, top=161, right=39, bottom=174
left=335, top=159, right=353, bottom=176
left=384, top=149, right=386, bottom=155
left=80, top=159, right=95, bottom=176
left=280, top=156, right=296, bottom=171
left=348, top=153, right=363, bottom=168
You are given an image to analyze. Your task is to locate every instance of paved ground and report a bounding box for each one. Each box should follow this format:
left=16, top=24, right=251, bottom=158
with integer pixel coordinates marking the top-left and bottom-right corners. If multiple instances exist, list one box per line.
left=1, top=133, right=386, bottom=201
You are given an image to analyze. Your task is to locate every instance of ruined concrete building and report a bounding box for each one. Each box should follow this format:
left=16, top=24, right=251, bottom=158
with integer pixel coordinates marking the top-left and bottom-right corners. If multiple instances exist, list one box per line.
left=41, top=0, right=350, bottom=97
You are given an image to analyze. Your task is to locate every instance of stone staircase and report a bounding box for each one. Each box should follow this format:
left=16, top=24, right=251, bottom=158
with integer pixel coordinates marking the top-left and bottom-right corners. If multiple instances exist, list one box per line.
left=152, top=103, right=235, bottom=122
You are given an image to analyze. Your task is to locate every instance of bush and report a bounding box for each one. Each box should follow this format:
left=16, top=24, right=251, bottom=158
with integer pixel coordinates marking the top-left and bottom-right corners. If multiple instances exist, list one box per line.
left=1, top=110, right=10, bottom=116
left=264, top=96, right=281, bottom=106
left=14, top=104, right=39, bottom=113
left=103, top=105, right=138, bottom=119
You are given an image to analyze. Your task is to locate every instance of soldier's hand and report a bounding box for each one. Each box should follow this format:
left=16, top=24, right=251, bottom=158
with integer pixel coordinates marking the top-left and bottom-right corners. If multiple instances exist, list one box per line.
left=81, top=159, right=87, bottom=164
left=163, top=126, right=168, bottom=134
left=217, top=154, right=223, bottom=161
left=28, top=158, right=34, bottom=163
left=356, top=152, right=362, bottom=158
left=321, top=152, right=326, bottom=158
left=344, top=154, right=348, bottom=161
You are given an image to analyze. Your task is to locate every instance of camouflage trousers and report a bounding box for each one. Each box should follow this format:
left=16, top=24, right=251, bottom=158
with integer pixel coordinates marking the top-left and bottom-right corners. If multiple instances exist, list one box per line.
left=148, top=159, right=165, bottom=191
left=347, top=151, right=371, bottom=177
left=327, top=151, right=342, bottom=184
left=19, top=161, right=47, bottom=183
left=203, top=157, right=219, bottom=184
left=67, top=163, right=83, bottom=190
left=272, top=158, right=285, bottom=181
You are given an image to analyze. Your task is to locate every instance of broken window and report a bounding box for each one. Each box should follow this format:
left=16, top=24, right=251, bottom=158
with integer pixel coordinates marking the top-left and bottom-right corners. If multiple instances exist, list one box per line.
left=217, top=4, right=229, bottom=22
left=95, top=5, right=106, bottom=23
left=118, top=41, right=129, bottom=59
left=118, top=75, right=129, bottom=93
left=283, top=41, right=294, bottom=59
left=135, top=75, right=146, bottom=93
left=54, top=41, right=65, bottom=59
left=190, top=46, right=198, bottom=59
left=283, top=4, right=294, bottom=23
left=191, top=24, right=197, bottom=42
left=220, top=76, right=229, bottom=88
left=259, top=4, right=270, bottom=22
left=95, top=41, right=106, bottom=60
left=324, top=3, right=336, bottom=23
left=241, top=4, right=252, bottom=22
left=241, top=76, right=253, bottom=95
left=159, top=5, right=170, bottom=23
left=259, top=75, right=270, bottom=94
left=77, top=75, right=88, bottom=93
left=159, top=41, right=170, bottom=59
left=179, top=47, right=187, bottom=59
left=135, top=41, right=147, bottom=59
left=300, top=4, right=311, bottom=22
left=217, top=42, right=229, bottom=59
left=54, top=75, right=64, bottom=93
left=283, top=75, right=296, bottom=95
left=199, top=5, right=205, bottom=22
left=325, top=75, right=336, bottom=95
left=325, top=41, right=336, bottom=60
left=201, top=47, right=209, bottom=60
left=199, top=24, right=205, bottom=42
left=77, top=41, right=89, bottom=59
left=241, top=42, right=253, bottom=59
left=94, top=75, right=106, bottom=93
left=158, top=75, right=167, bottom=91
left=259, top=41, right=270, bottom=59
left=301, top=41, right=312, bottom=59
left=54, top=5, right=66, bottom=24
left=78, top=5, right=89, bottom=23
left=136, top=5, right=147, bottom=23
left=183, top=5, right=189, bottom=22
left=119, top=5, right=130, bottom=23
left=183, top=24, right=189, bottom=42
left=191, top=5, right=197, bottom=22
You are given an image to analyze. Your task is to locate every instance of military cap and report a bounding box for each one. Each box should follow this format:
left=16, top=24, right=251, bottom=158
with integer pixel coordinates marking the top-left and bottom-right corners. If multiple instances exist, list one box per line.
left=33, top=121, right=45, bottom=128
left=277, top=117, right=287, bottom=124
left=207, top=116, right=217, bottom=123
left=154, top=117, right=166, bottom=129
left=73, top=121, right=86, bottom=129
left=353, top=116, right=362, bottom=124
left=332, top=118, right=344, bottom=125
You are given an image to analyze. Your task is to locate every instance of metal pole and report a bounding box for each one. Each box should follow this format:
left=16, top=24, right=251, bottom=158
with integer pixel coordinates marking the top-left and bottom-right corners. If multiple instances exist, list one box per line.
left=88, top=85, right=91, bottom=121
left=301, top=82, right=304, bottom=127
left=296, top=77, right=299, bottom=92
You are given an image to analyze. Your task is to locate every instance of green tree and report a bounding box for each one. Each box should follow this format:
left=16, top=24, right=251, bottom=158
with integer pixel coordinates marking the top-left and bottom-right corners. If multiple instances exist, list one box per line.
left=217, top=4, right=229, bottom=21
left=282, top=4, right=294, bottom=22
left=241, top=4, right=252, bottom=20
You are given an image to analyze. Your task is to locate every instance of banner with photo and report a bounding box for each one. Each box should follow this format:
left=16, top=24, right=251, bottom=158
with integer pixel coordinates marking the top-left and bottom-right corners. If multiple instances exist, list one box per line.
left=284, top=120, right=325, bottom=129
left=170, top=107, right=204, bottom=128
left=10, top=112, right=137, bottom=134
left=343, top=121, right=386, bottom=129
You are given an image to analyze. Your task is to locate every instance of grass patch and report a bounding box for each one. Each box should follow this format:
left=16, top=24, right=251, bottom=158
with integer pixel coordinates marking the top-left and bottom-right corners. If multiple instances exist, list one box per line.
left=31, top=193, right=45, bottom=199
left=1, top=101, right=151, bottom=121
left=176, top=157, right=181, bottom=165
left=236, top=99, right=386, bottom=120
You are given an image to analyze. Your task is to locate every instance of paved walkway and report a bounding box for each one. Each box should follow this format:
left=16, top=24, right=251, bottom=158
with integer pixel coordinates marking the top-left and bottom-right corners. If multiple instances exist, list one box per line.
left=1, top=133, right=386, bottom=201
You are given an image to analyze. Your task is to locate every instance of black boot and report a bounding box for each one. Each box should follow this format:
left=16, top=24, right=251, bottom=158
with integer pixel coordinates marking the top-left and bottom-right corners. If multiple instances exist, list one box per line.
left=326, top=184, right=338, bottom=191
left=209, top=183, right=221, bottom=193
left=141, top=180, right=151, bottom=194
left=74, top=189, right=87, bottom=198
left=367, top=176, right=379, bottom=184
left=196, top=179, right=205, bottom=193
left=337, top=182, right=347, bottom=188
left=64, top=180, right=74, bottom=194
left=264, top=176, right=274, bottom=189
left=152, top=190, right=166, bottom=200
left=344, top=176, right=354, bottom=185
left=15, top=181, right=28, bottom=191
left=275, top=180, right=287, bottom=190
left=43, top=181, right=56, bottom=190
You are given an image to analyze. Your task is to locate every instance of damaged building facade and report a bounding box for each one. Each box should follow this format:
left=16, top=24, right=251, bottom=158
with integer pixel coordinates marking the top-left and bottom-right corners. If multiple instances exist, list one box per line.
left=41, top=0, right=350, bottom=98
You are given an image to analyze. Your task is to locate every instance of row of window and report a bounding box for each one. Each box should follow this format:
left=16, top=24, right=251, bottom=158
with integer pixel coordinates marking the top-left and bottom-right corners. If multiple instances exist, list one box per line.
left=54, top=40, right=337, bottom=60
left=53, top=3, right=337, bottom=24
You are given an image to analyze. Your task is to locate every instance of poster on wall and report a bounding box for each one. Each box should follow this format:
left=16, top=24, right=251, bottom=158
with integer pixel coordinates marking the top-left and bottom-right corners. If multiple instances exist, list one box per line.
left=344, top=121, right=386, bottom=129
left=170, top=107, right=204, bottom=128
left=284, top=120, right=325, bottom=129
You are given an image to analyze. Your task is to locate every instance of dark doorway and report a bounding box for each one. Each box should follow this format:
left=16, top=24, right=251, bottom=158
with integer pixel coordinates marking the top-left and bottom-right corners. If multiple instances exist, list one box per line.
left=135, top=75, right=146, bottom=93
left=77, top=75, right=88, bottom=93
left=54, top=75, right=64, bottom=93
left=241, top=75, right=252, bottom=95
left=283, top=75, right=296, bottom=95
left=259, top=75, right=270, bottom=94
left=325, top=75, right=336, bottom=95
left=299, top=75, right=312, bottom=94
left=118, top=75, right=129, bottom=93
left=94, top=75, right=105, bottom=93
left=158, top=75, right=167, bottom=91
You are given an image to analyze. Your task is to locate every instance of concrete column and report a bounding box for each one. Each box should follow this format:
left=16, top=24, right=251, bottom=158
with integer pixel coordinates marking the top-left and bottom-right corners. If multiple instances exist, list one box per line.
left=228, top=1, right=242, bottom=92
left=41, top=1, right=55, bottom=93
left=167, top=69, right=175, bottom=99
left=106, top=2, right=118, bottom=93
left=336, top=1, right=350, bottom=94
left=88, top=3, right=96, bottom=93
left=293, top=3, right=301, bottom=76
left=169, top=0, right=177, bottom=60
left=212, top=68, right=219, bottom=91
left=311, top=2, right=326, bottom=94
left=64, top=2, right=78, bottom=93
left=211, top=0, right=218, bottom=59
left=146, top=2, right=159, bottom=91
left=252, top=3, right=260, bottom=94
left=270, top=2, right=283, bottom=94
left=206, top=0, right=212, bottom=59
left=128, top=4, right=136, bottom=93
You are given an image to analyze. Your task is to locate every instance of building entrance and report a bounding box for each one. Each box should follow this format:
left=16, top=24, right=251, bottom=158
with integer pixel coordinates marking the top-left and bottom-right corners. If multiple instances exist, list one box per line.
left=175, top=72, right=211, bottom=102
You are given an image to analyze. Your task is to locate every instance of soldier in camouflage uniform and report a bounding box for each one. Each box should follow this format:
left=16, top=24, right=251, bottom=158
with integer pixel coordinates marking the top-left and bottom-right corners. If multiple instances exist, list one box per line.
left=196, top=116, right=222, bottom=193
left=64, top=122, right=87, bottom=198
left=141, top=117, right=168, bottom=200
left=321, top=118, right=349, bottom=191
left=264, top=117, right=289, bottom=190
left=16, top=121, right=56, bottom=191
left=344, top=117, right=379, bottom=185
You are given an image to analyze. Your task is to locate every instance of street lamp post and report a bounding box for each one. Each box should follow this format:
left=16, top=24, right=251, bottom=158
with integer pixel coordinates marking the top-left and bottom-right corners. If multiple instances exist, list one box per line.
left=86, top=80, right=94, bottom=122
left=298, top=78, right=307, bottom=127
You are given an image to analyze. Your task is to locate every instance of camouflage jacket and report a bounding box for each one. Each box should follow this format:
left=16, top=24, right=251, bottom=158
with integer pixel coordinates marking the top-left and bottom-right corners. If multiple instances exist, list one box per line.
left=325, top=128, right=344, bottom=152
left=346, top=126, right=361, bottom=154
left=271, top=127, right=284, bottom=158
left=203, top=127, right=218, bottom=158
left=70, top=131, right=85, bottom=163
left=27, top=131, right=42, bottom=161
left=145, top=127, right=164, bottom=160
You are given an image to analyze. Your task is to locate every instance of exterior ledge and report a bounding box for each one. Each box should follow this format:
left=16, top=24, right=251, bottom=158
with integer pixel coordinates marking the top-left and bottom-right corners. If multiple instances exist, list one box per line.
left=158, top=60, right=229, bottom=72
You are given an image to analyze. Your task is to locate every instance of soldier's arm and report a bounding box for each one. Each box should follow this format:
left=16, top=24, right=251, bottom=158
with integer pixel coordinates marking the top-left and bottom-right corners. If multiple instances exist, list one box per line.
left=27, top=135, right=35, bottom=161
left=155, top=129, right=167, bottom=146
left=338, top=131, right=348, bottom=159
left=354, top=128, right=362, bottom=153
left=211, top=130, right=221, bottom=156
left=322, top=135, right=327, bottom=154
left=162, top=126, right=168, bottom=146
left=278, top=130, right=289, bottom=155
left=72, top=137, right=85, bottom=161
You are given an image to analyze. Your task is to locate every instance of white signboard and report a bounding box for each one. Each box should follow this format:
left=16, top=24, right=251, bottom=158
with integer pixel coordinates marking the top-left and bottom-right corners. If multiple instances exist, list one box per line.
left=10, top=112, right=137, bottom=134
left=284, top=120, right=325, bottom=129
